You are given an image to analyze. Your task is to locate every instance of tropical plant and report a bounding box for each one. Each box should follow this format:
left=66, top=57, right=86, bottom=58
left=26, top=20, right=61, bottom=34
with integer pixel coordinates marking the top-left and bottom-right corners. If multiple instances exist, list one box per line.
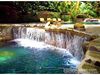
left=12, top=1, right=99, bottom=22
left=79, top=2, right=97, bottom=18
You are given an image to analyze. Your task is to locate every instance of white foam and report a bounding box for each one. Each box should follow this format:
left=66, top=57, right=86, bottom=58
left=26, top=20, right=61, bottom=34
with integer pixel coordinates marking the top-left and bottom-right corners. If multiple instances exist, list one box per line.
left=11, top=39, right=81, bottom=68
left=12, top=39, right=72, bottom=56
left=12, top=39, right=46, bottom=49
left=70, top=58, right=80, bottom=67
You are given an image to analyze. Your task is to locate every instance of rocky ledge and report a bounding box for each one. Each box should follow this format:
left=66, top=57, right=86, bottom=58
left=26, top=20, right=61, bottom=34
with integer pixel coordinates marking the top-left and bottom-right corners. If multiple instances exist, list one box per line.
left=0, top=26, right=13, bottom=46
left=78, top=37, right=100, bottom=74
left=45, top=29, right=98, bottom=41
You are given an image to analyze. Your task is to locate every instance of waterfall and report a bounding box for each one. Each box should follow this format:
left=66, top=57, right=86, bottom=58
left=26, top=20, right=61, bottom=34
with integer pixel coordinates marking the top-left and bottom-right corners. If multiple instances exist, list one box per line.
left=55, top=33, right=65, bottom=48
left=12, top=27, right=45, bottom=42
left=12, top=27, right=86, bottom=60
left=45, top=31, right=86, bottom=61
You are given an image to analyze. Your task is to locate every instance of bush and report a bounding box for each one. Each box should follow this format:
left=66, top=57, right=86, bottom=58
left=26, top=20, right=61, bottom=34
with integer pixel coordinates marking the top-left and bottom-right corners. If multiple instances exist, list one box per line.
left=50, top=12, right=60, bottom=18
left=61, top=15, right=71, bottom=21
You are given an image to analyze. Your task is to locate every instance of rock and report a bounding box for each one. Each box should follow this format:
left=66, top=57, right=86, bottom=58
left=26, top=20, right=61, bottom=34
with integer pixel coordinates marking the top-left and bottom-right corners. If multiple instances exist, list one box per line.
left=78, top=37, right=100, bottom=74
left=0, top=26, right=13, bottom=46
left=82, top=42, right=90, bottom=54
left=85, top=59, right=92, bottom=63
left=78, top=60, right=99, bottom=74
left=89, top=38, right=100, bottom=52
left=89, top=46, right=100, bottom=52
left=94, top=61, right=100, bottom=67
left=74, top=23, right=85, bottom=31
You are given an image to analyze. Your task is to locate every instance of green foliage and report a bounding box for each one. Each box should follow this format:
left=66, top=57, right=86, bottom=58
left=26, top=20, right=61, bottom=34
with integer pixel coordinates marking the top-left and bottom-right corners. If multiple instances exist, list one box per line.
left=13, top=1, right=99, bottom=22
left=50, top=12, right=60, bottom=18
left=48, top=2, right=60, bottom=12
left=61, top=15, right=71, bottom=21
left=79, top=2, right=97, bottom=18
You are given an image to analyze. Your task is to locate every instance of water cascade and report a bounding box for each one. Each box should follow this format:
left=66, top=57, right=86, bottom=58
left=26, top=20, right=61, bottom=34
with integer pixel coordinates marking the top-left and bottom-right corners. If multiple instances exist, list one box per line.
left=12, top=27, right=45, bottom=42
left=12, top=27, right=86, bottom=61
left=45, top=30, right=86, bottom=60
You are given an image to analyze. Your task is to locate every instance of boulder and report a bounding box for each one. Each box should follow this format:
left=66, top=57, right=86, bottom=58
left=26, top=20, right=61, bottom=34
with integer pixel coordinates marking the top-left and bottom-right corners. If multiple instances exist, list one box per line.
left=74, top=23, right=85, bottom=31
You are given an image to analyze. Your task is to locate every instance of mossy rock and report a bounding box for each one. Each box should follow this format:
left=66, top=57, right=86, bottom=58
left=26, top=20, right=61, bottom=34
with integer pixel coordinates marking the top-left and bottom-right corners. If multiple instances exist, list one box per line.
left=74, top=23, right=85, bottom=31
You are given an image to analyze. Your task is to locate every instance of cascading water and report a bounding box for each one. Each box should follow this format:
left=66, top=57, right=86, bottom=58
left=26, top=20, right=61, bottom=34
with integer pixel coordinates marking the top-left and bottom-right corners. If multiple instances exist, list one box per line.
left=55, top=33, right=65, bottom=48
left=45, top=31, right=86, bottom=61
left=9, top=26, right=88, bottom=73
left=12, top=27, right=45, bottom=42
left=65, top=35, right=85, bottom=60
left=12, top=27, right=86, bottom=61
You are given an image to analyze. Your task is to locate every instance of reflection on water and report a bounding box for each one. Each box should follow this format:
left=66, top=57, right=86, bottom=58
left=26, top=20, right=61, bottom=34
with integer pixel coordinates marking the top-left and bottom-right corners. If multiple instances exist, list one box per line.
left=0, top=39, right=80, bottom=73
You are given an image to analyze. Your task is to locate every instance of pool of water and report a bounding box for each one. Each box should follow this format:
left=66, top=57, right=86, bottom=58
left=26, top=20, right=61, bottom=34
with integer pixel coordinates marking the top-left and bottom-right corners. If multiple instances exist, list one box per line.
left=0, top=39, right=79, bottom=74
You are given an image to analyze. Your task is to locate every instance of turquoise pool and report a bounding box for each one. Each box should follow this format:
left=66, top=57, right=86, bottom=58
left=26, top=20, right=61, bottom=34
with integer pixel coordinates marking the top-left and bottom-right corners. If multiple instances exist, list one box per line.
left=0, top=39, right=79, bottom=74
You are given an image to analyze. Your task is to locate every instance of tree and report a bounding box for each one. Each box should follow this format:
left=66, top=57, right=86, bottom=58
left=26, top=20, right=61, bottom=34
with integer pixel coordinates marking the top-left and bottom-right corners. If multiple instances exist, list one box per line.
left=2, top=1, right=98, bottom=22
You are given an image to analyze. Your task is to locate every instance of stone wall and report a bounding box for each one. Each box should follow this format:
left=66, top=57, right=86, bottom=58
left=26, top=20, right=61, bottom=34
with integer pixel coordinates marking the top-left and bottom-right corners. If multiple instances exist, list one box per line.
left=0, top=26, right=13, bottom=46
